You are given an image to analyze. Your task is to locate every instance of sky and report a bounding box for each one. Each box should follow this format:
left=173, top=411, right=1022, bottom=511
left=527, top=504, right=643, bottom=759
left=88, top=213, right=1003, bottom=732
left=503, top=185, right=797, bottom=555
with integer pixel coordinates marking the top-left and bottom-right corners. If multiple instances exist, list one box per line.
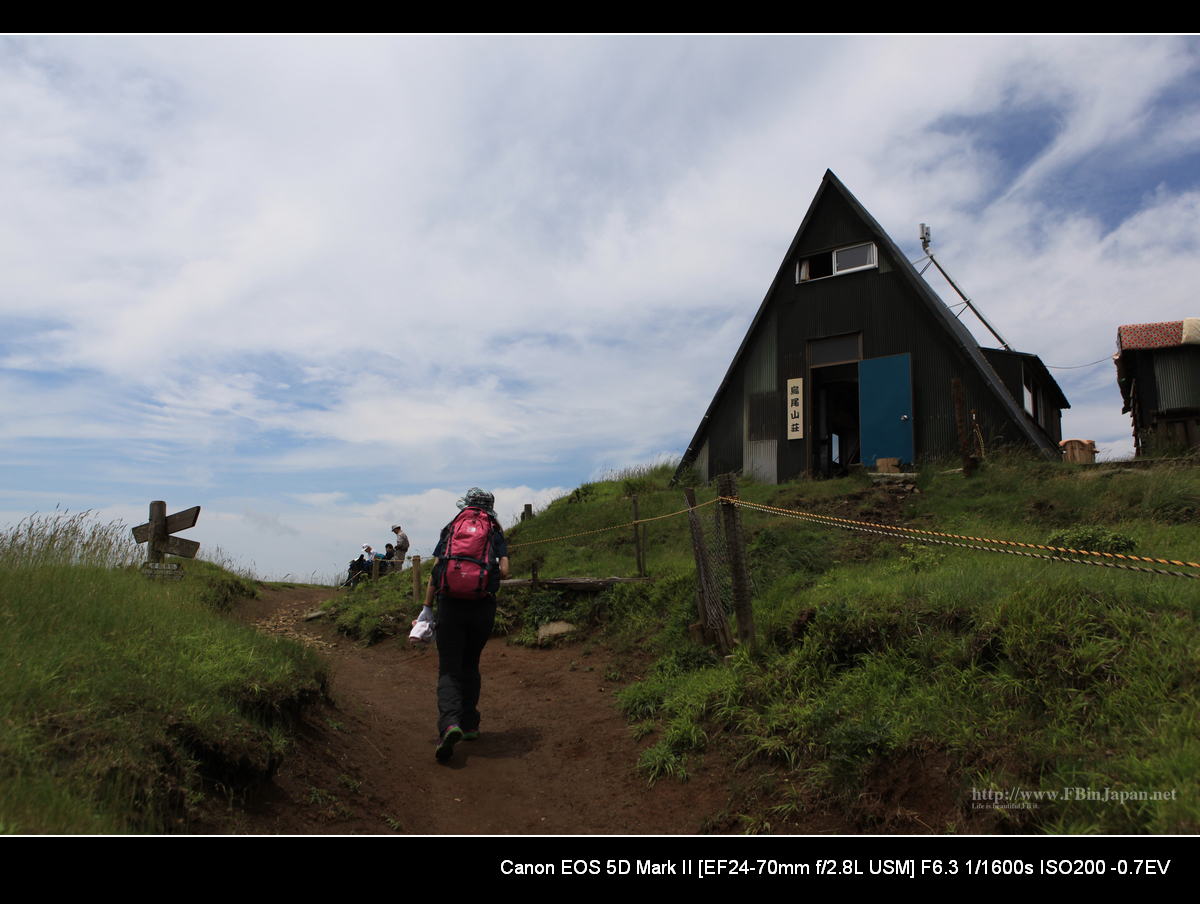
left=3, top=35, right=1199, bottom=579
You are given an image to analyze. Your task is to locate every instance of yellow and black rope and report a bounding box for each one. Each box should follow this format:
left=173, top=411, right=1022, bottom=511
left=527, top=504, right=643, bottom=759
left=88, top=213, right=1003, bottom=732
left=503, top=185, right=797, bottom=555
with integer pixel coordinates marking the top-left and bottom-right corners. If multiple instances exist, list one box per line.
left=730, top=497, right=1200, bottom=579
left=504, top=490, right=1197, bottom=580
left=507, top=498, right=718, bottom=551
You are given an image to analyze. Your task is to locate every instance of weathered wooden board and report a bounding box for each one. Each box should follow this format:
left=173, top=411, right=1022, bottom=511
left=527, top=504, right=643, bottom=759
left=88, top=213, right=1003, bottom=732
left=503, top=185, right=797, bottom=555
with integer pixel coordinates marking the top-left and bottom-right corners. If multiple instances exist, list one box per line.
left=164, top=505, right=201, bottom=535
left=132, top=505, right=201, bottom=543
left=165, top=536, right=200, bottom=558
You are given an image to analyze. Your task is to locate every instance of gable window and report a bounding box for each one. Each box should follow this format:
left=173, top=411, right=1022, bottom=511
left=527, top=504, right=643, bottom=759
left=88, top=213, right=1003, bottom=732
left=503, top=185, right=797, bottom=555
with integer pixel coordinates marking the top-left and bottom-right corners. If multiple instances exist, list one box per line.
left=836, top=242, right=875, bottom=273
left=796, top=242, right=877, bottom=282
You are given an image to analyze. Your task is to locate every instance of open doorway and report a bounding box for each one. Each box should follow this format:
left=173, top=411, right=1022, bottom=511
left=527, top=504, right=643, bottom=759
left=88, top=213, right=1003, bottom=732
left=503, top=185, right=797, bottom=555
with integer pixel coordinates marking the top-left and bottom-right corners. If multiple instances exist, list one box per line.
left=811, top=362, right=860, bottom=477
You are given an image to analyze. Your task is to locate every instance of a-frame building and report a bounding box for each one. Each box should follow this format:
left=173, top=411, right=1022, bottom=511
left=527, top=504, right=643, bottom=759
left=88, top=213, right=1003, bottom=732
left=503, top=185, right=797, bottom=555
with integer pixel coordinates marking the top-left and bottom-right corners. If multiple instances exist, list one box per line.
left=676, top=170, right=1068, bottom=483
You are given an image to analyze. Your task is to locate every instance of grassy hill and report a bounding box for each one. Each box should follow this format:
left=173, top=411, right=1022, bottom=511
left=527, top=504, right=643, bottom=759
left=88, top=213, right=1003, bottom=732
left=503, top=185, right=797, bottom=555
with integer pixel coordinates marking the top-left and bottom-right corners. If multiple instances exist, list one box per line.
left=496, top=456, right=1200, bottom=833
left=0, top=512, right=329, bottom=833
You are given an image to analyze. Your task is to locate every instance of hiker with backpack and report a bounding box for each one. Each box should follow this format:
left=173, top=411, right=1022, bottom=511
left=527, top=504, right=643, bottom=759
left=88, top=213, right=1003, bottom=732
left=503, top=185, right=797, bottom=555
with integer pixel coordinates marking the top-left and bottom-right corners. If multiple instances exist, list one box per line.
left=421, top=488, right=509, bottom=762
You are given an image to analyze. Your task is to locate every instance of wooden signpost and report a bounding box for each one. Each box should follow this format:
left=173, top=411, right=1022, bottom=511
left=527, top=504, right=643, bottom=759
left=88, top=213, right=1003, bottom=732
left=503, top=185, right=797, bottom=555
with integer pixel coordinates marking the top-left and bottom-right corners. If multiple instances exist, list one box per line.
left=132, top=501, right=201, bottom=578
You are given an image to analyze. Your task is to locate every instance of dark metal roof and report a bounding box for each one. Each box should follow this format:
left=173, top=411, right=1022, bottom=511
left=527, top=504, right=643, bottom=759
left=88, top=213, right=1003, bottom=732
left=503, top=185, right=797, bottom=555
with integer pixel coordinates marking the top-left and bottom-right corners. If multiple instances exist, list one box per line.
left=674, top=170, right=1064, bottom=482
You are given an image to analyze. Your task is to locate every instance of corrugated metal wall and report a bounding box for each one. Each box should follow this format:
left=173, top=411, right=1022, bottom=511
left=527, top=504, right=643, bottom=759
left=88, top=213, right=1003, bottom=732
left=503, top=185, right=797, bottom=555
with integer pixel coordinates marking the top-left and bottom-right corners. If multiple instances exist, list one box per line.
left=707, top=367, right=744, bottom=479
left=794, top=189, right=869, bottom=256
left=744, top=311, right=778, bottom=482
left=979, top=349, right=1064, bottom=446
left=1153, top=346, right=1200, bottom=410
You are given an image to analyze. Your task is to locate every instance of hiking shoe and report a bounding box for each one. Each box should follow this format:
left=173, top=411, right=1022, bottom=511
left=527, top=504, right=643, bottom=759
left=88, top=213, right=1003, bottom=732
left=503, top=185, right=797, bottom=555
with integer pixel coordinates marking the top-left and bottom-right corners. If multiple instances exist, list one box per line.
left=435, top=725, right=463, bottom=761
left=462, top=728, right=480, bottom=741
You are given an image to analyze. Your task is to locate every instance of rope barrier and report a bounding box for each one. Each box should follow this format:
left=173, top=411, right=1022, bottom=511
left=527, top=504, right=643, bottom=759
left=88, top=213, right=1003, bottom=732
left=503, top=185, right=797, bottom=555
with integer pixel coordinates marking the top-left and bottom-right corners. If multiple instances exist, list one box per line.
left=507, top=497, right=718, bottom=551
left=728, top=497, right=1200, bottom=579
left=506, top=489, right=1198, bottom=580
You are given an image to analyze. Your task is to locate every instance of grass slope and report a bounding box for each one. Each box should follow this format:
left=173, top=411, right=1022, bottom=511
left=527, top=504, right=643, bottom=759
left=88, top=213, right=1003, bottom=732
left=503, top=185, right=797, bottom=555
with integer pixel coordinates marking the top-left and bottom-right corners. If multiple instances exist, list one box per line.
left=0, top=512, right=329, bottom=834
left=511, top=457, right=1200, bottom=834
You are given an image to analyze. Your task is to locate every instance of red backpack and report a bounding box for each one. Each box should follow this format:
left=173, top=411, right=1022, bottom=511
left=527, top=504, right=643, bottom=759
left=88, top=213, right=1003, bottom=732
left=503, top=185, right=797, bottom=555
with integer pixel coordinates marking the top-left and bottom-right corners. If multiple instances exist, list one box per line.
left=435, top=507, right=500, bottom=599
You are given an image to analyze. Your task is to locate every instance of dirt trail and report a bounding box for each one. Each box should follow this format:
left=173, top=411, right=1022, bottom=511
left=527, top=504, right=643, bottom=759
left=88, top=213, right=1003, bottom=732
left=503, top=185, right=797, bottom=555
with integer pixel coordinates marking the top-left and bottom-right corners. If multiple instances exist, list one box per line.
left=211, top=586, right=729, bottom=835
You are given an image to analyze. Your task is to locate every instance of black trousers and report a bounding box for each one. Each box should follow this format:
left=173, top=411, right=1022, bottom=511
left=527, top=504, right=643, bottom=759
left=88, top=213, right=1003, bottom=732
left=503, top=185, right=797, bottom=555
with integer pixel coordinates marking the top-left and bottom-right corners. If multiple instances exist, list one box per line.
left=435, top=595, right=497, bottom=735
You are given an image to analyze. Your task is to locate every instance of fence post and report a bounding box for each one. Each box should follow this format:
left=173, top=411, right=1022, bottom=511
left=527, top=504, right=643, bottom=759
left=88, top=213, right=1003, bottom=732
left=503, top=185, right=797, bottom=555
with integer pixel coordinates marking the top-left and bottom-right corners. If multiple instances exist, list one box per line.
left=522, top=503, right=534, bottom=522
left=642, top=518, right=649, bottom=578
left=412, top=555, right=422, bottom=603
left=717, top=473, right=755, bottom=651
left=631, top=495, right=644, bottom=578
left=953, top=377, right=974, bottom=478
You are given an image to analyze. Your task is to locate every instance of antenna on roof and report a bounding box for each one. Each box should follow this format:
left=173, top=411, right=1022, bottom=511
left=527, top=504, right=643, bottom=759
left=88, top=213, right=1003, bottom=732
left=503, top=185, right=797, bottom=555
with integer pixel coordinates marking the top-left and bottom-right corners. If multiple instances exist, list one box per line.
left=918, top=223, right=1012, bottom=351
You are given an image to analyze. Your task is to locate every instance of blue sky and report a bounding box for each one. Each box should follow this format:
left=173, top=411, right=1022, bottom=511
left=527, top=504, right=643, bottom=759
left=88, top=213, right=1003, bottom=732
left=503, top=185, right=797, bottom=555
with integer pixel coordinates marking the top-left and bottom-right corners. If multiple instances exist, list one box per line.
left=3, top=35, right=1199, bottom=578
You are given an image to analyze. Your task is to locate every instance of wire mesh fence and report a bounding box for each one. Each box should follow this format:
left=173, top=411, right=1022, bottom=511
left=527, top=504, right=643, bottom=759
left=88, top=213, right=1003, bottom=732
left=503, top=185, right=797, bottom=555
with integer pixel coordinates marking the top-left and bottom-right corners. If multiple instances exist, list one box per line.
left=686, top=494, right=735, bottom=645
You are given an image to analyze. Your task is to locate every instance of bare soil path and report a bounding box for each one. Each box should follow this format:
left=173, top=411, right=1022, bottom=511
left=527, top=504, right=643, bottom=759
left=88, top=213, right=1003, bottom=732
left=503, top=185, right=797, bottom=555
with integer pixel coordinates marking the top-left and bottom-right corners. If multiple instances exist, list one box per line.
left=208, top=585, right=730, bottom=835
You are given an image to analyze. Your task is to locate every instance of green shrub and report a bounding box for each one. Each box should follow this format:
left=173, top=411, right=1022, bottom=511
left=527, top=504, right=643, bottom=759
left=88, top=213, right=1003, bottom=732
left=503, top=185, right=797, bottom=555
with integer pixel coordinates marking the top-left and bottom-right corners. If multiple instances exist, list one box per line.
left=324, top=573, right=416, bottom=644
left=523, top=590, right=571, bottom=627
left=1047, top=527, right=1137, bottom=555
left=566, top=484, right=597, bottom=505
left=182, top=557, right=259, bottom=612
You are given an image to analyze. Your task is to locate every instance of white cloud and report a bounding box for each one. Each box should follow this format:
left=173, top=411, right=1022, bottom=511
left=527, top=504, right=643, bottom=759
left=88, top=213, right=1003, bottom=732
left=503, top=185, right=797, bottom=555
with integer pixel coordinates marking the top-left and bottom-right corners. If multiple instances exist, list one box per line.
left=2, top=35, right=1198, bottom=572
left=243, top=508, right=299, bottom=537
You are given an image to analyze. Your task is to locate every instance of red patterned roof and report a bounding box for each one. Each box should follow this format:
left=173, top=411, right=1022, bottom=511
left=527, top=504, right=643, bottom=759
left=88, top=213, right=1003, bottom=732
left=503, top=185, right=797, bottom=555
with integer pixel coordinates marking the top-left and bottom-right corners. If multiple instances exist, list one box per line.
left=1118, top=321, right=1184, bottom=351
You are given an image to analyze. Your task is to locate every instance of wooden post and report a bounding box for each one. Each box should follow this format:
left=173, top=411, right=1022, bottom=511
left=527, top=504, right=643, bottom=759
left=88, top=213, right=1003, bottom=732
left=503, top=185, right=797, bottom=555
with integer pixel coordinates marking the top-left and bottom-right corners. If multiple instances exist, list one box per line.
left=631, top=495, right=644, bottom=578
left=148, top=500, right=166, bottom=564
left=371, top=556, right=380, bottom=580
left=642, top=520, right=649, bottom=578
left=952, top=377, right=973, bottom=477
left=717, top=473, right=755, bottom=651
left=522, top=503, right=534, bottom=522
left=684, top=488, right=711, bottom=644
left=412, top=555, right=422, bottom=603
left=684, top=489, right=705, bottom=628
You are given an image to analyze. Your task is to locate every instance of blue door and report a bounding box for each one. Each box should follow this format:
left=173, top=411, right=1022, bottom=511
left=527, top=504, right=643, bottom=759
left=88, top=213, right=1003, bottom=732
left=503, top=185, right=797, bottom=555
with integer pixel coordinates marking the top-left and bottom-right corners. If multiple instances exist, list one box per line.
left=859, top=354, right=914, bottom=465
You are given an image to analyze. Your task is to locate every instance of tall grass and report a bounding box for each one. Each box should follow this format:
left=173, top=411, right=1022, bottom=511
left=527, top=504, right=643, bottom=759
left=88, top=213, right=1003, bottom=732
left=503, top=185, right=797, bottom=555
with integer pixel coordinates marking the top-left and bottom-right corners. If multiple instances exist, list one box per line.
left=0, top=511, right=328, bottom=833
left=0, top=509, right=140, bottom=570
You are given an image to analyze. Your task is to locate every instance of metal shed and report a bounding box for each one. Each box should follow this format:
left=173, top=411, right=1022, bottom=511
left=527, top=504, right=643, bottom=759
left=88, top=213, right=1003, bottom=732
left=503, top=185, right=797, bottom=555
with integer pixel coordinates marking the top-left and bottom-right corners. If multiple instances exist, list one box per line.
left=1115, top=319, right=1200, bottom=454
left=675, top=170, right=1068, bottom=483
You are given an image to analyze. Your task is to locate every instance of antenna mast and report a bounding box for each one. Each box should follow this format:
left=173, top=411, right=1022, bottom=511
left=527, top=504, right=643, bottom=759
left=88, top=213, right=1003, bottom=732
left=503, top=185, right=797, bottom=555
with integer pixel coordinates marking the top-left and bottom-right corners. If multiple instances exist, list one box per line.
left=919, top=224, right=1012, bottom=351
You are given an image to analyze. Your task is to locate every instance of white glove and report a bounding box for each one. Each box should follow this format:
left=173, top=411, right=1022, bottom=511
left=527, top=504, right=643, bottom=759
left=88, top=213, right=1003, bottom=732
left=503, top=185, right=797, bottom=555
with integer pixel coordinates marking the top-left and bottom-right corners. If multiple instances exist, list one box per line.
left=409, top=606, right=436, bottom=645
